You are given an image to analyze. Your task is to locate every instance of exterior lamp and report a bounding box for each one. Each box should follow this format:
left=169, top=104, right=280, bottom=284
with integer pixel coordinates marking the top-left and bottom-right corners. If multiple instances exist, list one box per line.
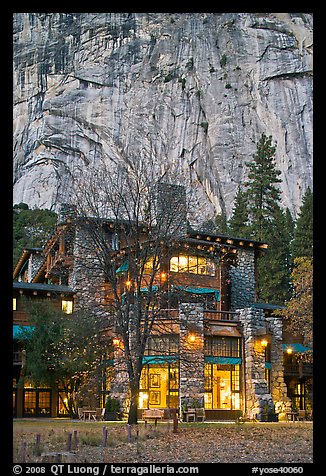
left=261, top=339, right=268, bottom=347
left=112, top=337, right=120, bottom=347
left=125, top=280, right=132, bottom=290
left=188, top=333, right=196, bottom=343
left=160, top=272, right=167, bottom=282
left=286, top=347, right=293, bottom=355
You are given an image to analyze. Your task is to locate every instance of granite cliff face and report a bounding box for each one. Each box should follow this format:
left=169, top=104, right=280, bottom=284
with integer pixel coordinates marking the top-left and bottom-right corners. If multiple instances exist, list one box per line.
left=13, top=12, right=313, bottom=219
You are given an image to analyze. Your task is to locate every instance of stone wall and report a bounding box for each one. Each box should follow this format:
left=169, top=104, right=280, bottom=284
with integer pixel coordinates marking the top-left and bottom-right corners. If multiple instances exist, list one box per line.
left=267, top=315, right=291, bottom=418
left=28, top=251, right=45, bottom=282
left=69, top=225, right=107, bottom=316
left=229, top=249, right=255, bottom=310
left=237, top=307, right=290, bottom=420
left=179, top=303, right=205, bottom=408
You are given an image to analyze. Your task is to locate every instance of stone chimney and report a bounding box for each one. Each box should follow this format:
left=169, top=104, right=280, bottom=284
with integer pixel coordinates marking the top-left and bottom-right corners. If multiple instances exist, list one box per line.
left=155, top=182, right=188, bottom=238
left=57, top=203, right=77, bottom=225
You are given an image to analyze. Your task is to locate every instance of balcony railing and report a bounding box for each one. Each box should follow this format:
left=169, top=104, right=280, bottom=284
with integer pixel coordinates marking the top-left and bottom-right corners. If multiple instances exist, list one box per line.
left=203, top=310, right=239, bottom=321
left=284, top=363, right=313, bottom=378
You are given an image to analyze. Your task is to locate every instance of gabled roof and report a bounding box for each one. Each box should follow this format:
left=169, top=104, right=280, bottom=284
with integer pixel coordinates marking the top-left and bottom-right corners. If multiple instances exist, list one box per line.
left=13, top=248, right=44, bottom=280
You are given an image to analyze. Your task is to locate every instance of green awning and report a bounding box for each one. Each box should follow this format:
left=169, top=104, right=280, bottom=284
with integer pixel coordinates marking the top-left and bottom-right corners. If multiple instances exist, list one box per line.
left=13, top=325, right=35, bottom=339
left=282, top=343, right=312, bottom=353
left=103, top=359, right=114, bottom=366
left=173, top=285, right=220, bottom=301
left=204, top=356, right=242, bottom=365
left=142, top=355, right=178, bottom=365
left=116, top=261, right=129, bottom=274
left=140, top=285, right=159, bottom=293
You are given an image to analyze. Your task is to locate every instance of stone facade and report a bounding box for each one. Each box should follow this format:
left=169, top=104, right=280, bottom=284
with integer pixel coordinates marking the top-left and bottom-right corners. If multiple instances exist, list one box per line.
left=237, top=307, right=291, bottom=420
left=179, top=303, right=205, bottom=408
left=69, top=225, right=107, bottom=317
left=229, top=249, right=255, bottom=310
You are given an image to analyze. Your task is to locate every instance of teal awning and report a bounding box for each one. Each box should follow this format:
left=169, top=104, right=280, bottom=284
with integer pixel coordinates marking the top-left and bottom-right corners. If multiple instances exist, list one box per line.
left=173, top=285, right=220, bottom=302
left=142, top=355, right=178, bottom=365
left=103, top=359, right=114, bottom=366
left=140, top=285, right=159, bottom=293
left=265, top=362, right=272, bottom=370
left=116, top=261, right=129, bottom=274
left=13, top=325, right=35, bottom=339
left=205, top=356, right=242, bottom=365
left=282, top=343, right=312, bottom=353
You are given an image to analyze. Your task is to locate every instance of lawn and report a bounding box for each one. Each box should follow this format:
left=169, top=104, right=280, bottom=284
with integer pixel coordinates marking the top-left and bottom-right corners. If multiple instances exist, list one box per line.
left=13, top=419, right=313, bottom=464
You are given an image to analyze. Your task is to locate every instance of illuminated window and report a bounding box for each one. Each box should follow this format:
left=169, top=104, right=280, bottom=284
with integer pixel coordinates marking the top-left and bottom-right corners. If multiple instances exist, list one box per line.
left=169, top=255, right=215, bottom=276
left=13, top=298, right=17, bottom=311
left=62, top=300, right=73, bottom=314
left=143, top=257, right=160, bottom=274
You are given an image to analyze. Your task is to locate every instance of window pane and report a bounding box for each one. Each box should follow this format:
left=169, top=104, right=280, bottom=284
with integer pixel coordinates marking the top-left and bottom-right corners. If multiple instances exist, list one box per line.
left=197, top=256, right=207, bottom=274
left=206, top=260, right=216, bottom=276
left=62, top=300, right=73, bottom=314
left=170, top=256, right=179, bottom=272
left=178, top=256, right=188, bottom=272
left=188, top=256, right=197, bottom=273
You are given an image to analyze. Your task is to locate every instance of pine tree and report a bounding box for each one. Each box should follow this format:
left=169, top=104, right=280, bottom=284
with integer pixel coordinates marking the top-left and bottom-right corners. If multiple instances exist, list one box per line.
left=228, top=186, right=250, bottom=238
left=243, top=133, right=291, bottom=303
left=255, top=205, right=292, bottom=304
left=292, top=187, right=313, bottom=259
left=245, top=133, right=282, bottom=242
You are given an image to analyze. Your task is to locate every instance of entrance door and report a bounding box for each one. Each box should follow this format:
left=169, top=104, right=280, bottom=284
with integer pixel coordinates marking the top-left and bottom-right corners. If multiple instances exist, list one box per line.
left=204, top=363, right=241, bottom=410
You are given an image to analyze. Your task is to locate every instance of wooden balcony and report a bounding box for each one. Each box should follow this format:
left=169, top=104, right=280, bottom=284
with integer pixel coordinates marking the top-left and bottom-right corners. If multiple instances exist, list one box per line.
left=284, top=363, right=313, bottom=378
left=204, top=310, right=239, bottom=322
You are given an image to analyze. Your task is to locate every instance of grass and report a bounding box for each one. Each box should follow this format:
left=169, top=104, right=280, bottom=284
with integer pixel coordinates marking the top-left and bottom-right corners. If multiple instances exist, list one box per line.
left=13, top=419, right=313, bottom=464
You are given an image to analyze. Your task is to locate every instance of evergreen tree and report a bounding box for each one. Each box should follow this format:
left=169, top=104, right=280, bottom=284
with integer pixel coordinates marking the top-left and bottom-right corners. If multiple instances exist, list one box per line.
left=255, top=205, right=292, bottom=304
left=244, top=133, right=290, bottom=303
left=292, top=187, right=313, bottom=259
left=245, top=133, right=282, bottom=241
left=214, top=213, right=229, bottom=234
left=228, top=185, right=250, bottom=238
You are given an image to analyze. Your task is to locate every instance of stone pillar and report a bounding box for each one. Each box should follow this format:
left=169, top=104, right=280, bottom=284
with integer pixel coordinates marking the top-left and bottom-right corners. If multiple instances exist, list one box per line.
left=267, top=316, right=291, bottom=420
left=179, top=303, right=205, bottom=408
left=229, top=249, right=255, bottom=310
left=70, top=225, right=106, bottom=316
left=108, top=344, right=130, bottom=413
left=238, top=307, right=290, bottom=420
left=238, top=307, right=273, bottom=420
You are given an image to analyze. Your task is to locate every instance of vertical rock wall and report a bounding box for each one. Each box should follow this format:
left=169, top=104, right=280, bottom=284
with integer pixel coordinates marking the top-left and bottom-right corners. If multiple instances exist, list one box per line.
left=13, top=13, right=313, bottom=219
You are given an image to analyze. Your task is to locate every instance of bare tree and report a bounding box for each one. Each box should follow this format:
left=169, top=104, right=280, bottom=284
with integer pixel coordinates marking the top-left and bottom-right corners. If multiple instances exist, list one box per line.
left=68, top=158, right=199, bottom=424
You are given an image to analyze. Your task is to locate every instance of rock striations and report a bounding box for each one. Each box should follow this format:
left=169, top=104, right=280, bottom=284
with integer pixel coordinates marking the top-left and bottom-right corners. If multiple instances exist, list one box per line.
left=13, top=13, right=313, bottom=219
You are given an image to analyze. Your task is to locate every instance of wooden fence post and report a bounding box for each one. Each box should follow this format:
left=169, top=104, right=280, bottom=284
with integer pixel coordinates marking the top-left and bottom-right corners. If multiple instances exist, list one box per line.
left=103, top=427, right=108, bottom=447
left=66, top=432, right=72, bottom=451
left=21, top=441, right=27, bottom=463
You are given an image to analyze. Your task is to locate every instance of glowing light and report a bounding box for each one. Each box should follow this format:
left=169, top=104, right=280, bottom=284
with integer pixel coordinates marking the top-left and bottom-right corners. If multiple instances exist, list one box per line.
left=113, top=338, right=120, bottom=347
left=286, top=347, right=293, bottom=354
left=188, top=333, right=196, bottom=343
left=261, top=339, right=268, bottom=347
left=125, top=280, right=132, bottom=289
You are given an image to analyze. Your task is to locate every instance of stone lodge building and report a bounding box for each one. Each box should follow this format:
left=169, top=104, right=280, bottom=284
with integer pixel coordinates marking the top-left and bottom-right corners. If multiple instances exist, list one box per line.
left=13, top=197, right=297, bottom=421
